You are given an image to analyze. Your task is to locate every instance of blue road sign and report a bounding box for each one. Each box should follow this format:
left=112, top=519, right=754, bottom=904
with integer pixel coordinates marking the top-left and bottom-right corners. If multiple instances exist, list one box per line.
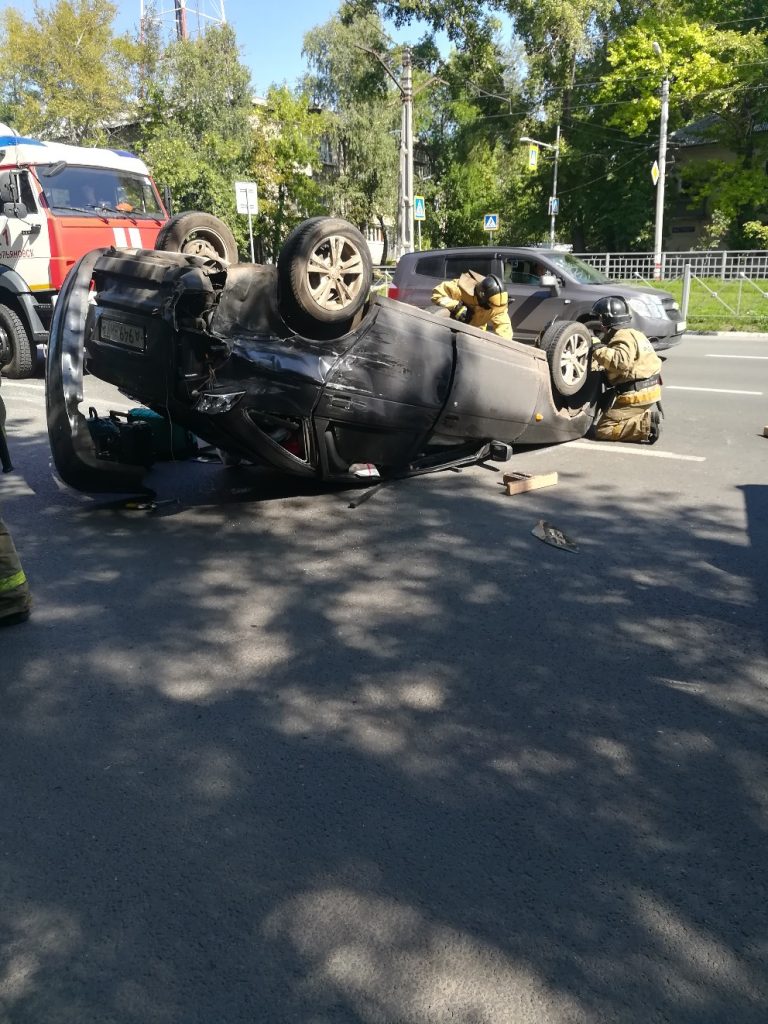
left=483, top=213, right=499, bottom=231
left=414, top=196, right=426, bottom=220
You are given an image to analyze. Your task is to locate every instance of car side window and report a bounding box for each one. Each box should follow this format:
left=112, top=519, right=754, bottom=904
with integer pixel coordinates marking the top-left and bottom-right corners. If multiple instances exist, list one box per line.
left=504, top=259, right=542, bottom=285
left=19, top=172, right=38, bottom=213
left=445, top=256, right=495, bottom=278
left=415, top=256, right=445, bottom=277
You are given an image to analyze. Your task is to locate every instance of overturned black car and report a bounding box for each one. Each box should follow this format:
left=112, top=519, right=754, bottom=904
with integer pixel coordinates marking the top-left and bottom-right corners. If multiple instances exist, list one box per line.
left=46, top=216, right=600, bottom=494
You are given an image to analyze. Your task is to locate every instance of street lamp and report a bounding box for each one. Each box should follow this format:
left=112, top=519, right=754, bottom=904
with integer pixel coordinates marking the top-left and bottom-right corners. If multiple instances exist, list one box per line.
left=520, top=126, right=561, bottom=247
left=652, top=41, right=670, bottom=281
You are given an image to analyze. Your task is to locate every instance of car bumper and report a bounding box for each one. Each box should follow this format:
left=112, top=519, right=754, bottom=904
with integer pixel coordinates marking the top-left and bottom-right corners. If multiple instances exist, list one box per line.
left=631, top=313, right=686, bottom=351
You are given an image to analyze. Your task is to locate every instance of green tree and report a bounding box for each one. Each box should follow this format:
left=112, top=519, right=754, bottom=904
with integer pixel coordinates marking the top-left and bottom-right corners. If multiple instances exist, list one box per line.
left=248, top=86, right=327, bottom=262
left=596, top=12, right=768, bottom=246
left=138, top=24, right=254, bottom=250
left=0, top=0, right=137, bottom=144
left=301, top=13, right=400, bottom=259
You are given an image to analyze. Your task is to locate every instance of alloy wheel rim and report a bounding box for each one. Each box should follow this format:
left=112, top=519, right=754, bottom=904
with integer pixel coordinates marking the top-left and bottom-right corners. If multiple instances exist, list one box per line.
left=307, top=235, right=365, bottom=311
left=560, top=332, right=590, bottom=386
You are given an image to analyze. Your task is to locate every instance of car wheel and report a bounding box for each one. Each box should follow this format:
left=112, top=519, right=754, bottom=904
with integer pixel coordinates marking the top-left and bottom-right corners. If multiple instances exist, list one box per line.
left=540, top=320, right=593, bottom=397
left=154, top=211, right=239, bottom=264
left=0, top=304, right=34, bottom=379
left=277, top=217, right=372, bottom=329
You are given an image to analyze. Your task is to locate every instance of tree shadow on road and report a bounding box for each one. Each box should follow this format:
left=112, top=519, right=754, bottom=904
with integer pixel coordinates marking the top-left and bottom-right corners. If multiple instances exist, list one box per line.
left=1, top=457, right=766, bottom=1024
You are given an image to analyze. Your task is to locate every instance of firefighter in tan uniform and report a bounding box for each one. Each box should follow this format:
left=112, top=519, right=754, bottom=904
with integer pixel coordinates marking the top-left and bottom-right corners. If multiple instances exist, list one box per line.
left=0, top=374, right=32, bottom=627
left=431, top=271, right=513, bottom=340
left=589, top=295, right=663, bottom=444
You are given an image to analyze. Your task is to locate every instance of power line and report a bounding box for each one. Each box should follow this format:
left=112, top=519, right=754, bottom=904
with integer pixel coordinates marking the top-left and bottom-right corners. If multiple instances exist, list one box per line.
left=557, top=150, right=655, bottom=196
left=452, top=55, right=768, bottom=110
left=563, top=119, right=657, bottom=147
left=712, top=14, right=768, bottom=28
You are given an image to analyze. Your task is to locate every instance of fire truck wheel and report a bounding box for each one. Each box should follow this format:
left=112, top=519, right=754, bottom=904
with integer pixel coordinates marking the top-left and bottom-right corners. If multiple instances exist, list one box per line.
left=0, top=304, right=34, bottom=379
left=154, top=212, right=239, bottom=264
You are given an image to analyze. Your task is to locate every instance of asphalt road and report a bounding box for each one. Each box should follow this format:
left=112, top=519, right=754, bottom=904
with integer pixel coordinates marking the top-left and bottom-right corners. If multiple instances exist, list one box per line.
left=1, top=333, right=767, bottom=1024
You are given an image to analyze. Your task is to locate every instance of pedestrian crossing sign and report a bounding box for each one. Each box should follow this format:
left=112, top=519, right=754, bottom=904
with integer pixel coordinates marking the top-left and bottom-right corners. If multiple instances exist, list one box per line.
left=484, top=213, right=499, bottom=232
left=414, top=195, right=426, bottom=220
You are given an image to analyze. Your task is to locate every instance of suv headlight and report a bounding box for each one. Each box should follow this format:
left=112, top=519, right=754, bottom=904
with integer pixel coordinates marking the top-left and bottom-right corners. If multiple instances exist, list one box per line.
left=628, top=296, right=665, bottom=319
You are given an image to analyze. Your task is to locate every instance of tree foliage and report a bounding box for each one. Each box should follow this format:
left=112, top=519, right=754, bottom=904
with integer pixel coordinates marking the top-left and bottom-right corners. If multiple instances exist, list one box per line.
left=248, top=86, right=327, bottom=262
left=137, top=24, right=254, bottom=250
left=0, top=0, right=137, bottom=144
left=301, top=14, right=400, bottom=257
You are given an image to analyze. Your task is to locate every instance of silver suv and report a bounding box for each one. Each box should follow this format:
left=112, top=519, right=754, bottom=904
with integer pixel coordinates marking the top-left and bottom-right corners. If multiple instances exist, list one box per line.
left=388, top=246, right=685, bottom=351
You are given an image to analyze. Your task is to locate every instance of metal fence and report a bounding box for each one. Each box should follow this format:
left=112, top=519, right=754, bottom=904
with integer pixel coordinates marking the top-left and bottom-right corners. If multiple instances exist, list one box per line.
left=573, top=250, right=768, bottom=282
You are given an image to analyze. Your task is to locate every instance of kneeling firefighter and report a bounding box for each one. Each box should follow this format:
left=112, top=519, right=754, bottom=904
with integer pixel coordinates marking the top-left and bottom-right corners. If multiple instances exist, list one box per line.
left=589, top=295, right=663, bottom=444
left=0, top=377, right=31, bottom=627
left=431, top=271, right=513, bottom=340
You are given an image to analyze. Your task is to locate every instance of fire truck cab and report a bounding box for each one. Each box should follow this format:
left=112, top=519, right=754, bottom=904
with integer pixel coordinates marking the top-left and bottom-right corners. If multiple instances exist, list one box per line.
left=0, top=127, right=168, bottom=377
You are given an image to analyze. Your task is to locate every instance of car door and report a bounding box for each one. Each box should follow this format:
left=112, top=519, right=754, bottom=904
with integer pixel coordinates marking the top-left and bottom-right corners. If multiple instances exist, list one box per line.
left=0, top=169, right=50, bottom=291
left=500, top=253, right=575, bottom=344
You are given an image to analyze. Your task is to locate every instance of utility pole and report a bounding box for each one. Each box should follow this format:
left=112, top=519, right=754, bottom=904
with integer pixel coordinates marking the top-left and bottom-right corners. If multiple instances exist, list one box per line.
left=174, top=0, right=188, bottom=40
left=141, top=0, right=226, bottom=44
left=549, top=124, right=561, bottom=248
left=356, top=44, right=417, bottom=259
left=399, top=48, right=414, bottom=256
left=653, top=41, right=670, bottom=281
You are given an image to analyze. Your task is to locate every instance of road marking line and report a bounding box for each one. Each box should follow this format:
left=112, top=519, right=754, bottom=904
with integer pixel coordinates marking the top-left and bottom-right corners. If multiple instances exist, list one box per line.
left=567, top=441, right=706, bottom=461
left=665, top=385, right=763, bottom=395
left=705, top=354, right=768, bottom=360
left=1, top=382, right=44, bottom=390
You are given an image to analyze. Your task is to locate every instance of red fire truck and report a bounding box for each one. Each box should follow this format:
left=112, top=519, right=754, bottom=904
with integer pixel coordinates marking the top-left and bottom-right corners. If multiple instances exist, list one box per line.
left=0, top=127, right=237, bottom=378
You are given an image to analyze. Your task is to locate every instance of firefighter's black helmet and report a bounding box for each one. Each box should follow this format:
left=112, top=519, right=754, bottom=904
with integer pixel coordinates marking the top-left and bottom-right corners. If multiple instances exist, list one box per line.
left=592, top=295, right=632, bottom=329
left=474, top=274, right=507, bottom=309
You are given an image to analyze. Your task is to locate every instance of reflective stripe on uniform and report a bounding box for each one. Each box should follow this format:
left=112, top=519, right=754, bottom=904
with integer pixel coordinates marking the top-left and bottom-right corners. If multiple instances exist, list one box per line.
left=0, top=569, right=26, bottom=592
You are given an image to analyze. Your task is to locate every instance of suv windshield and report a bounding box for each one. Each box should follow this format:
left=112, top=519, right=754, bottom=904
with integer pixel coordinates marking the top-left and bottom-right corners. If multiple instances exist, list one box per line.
left=35, top=163, right=164, bottom=218
left=545, top=252, right=609, bottom=284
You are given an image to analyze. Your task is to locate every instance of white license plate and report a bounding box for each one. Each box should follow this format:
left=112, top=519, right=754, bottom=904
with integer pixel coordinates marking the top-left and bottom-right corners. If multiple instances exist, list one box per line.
left=100, top=317, right=146, bottom=351
left=675, top=320, right=687, bottom=333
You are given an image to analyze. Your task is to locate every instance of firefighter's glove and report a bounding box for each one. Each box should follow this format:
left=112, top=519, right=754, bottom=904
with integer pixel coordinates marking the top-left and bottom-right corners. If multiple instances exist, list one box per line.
left=450, top=303, right=471, bottom=324
left=590, top=341, right=607, bottom=371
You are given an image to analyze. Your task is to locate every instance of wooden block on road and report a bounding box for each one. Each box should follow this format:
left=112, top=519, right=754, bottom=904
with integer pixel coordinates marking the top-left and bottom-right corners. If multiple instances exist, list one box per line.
left=763, top=425, right=768, bottom=437
left=502, top=471, right=558, bottom=496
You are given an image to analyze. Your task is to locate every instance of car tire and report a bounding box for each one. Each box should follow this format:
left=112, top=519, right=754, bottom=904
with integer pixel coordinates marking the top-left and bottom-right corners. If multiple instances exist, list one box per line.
left=540, top=320, right=593, bottom=398
left=154, top=211, right=239, bottom=264
left=0, top=304, right=34, bottom=379
left=277, top=217, right=372, bottom=330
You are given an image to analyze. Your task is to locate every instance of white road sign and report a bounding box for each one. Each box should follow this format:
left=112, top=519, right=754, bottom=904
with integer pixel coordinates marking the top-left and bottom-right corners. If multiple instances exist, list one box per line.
left=235, top=181, right=258, bottom=215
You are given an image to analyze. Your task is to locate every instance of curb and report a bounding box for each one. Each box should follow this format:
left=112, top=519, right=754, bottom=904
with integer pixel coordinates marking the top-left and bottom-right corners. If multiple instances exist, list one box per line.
left=685, top=330, right=768, bottom=340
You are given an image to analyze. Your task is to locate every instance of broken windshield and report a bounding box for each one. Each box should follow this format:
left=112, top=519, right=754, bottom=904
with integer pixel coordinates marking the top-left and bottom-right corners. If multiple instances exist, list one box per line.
left=545, top=252, right=609, bottom=284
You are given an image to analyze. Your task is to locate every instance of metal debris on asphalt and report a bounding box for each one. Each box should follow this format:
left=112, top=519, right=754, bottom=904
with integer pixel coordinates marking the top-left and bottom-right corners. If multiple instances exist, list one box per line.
left=531, top=520, right=578, bottom=552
